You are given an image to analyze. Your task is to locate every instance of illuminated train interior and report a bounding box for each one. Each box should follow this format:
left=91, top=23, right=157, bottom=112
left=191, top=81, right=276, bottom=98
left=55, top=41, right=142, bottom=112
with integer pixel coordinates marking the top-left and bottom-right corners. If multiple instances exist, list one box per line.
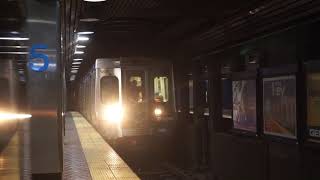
left=1, top=0, right=320, bottom=180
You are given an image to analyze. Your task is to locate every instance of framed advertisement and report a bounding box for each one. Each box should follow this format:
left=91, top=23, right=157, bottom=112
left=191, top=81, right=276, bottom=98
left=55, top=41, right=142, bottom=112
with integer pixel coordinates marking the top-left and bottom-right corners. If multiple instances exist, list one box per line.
left=307, top=72, right=320, bottom=138
left=263, top=75, right=297, bottom=138
left=222, top=77, right=232, bottom=119
left=232, top=79, right=257, bottom=132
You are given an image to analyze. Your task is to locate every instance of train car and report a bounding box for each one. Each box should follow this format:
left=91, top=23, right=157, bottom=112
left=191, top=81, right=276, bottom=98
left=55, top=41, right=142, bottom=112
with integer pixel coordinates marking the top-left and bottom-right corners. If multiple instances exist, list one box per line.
left=78, top=57, right=176, bottom=139
left=0, top=59, right=19, bottom=151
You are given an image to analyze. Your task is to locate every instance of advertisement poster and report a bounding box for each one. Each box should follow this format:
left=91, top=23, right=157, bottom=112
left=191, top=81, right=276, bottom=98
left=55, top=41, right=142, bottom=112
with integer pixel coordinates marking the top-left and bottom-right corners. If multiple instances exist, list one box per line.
left=263, top=75, right=296, bottom=138
left=307, top=73, right=320, bottom=138
left=232, top=80, right=257, bottom=132
left=222, top=79, right=232, bottom=119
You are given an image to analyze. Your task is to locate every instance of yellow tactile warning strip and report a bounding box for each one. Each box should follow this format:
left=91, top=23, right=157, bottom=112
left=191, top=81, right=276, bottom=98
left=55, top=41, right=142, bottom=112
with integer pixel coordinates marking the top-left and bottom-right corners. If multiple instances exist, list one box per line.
left=68, top=112, right=140, bottom=180
left=63, top=113, right=92, bottom=180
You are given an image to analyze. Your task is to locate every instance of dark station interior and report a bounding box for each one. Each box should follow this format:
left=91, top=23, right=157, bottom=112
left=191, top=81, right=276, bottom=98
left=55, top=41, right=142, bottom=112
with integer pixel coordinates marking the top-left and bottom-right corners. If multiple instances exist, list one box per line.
left=1, top=0, right=320, bottom=180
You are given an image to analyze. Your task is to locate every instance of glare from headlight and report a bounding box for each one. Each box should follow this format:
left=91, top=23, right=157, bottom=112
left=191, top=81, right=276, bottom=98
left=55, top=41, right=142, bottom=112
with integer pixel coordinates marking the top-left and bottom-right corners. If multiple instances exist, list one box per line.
left=0, top=112, right=32, bottom=120
left=154, top=108, right=162, bottom=116
left=103, top=104, right=124, bottom=123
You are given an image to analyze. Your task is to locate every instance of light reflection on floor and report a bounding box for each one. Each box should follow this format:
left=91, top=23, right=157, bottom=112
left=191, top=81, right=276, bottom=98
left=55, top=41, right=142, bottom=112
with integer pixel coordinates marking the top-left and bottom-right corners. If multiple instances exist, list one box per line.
left=0, top=120, right=31, bottom=180
left=0, top=132, right=20, bottom=180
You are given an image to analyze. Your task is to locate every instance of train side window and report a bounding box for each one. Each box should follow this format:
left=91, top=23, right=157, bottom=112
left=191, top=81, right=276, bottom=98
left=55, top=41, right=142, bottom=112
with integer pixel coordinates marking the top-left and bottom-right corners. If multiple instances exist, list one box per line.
left=189, top=79, right=194, bottom=112
left=128, top=76, right=144, bottom=103
left=200, top=80, right=209, bottom=116
left=100, top=76, right=119, bottom=104
left=154, top=76, right=169, bottom=103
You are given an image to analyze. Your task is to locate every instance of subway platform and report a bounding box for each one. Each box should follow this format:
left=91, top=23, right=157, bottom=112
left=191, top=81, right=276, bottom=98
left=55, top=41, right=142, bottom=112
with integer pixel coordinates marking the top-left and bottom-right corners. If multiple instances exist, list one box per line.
left=0, top=112, right=139, bottom=180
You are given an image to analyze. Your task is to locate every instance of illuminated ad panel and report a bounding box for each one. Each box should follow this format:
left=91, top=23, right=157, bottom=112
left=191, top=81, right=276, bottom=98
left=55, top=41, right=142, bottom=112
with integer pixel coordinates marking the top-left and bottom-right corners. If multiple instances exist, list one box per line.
left=232, top=80, right=257, bottom=132
left=307, top=73, right=320, bottom=138
left=263, top=75, right=296, bottom=138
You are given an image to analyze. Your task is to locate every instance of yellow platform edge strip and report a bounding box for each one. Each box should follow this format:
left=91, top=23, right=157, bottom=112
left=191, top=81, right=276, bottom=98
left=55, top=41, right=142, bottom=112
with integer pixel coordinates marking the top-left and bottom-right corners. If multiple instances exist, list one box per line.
left=70, top=112, right=140, bottom=180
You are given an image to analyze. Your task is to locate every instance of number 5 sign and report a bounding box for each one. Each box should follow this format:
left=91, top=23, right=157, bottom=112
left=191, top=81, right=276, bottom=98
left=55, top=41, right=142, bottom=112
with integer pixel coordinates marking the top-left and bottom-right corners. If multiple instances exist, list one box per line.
left=29, top=44, right=50, bottom=72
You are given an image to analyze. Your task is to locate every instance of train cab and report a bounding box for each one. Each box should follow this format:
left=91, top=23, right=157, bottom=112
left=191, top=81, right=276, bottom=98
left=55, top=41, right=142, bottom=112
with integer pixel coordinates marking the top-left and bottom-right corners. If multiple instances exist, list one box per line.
left=121, top=58, right=175, bottom=136
left=78, top=58, right=176, bottom=140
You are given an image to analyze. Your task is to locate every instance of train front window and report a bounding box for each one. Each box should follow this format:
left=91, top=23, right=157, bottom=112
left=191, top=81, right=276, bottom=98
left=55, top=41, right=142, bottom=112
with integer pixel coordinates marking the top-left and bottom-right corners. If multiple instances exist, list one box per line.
left=128, top=76, right=144, bottom=103
left=100, top=76, right=119, bottom=104
left=154, top=76, right=169, bottom=103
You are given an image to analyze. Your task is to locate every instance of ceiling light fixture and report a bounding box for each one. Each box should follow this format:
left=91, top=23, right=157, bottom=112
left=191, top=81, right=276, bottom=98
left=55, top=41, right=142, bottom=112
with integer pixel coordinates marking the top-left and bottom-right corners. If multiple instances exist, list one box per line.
left=84, top=0, right=106, bottom=2
left=73, top=59, right=83, bottom=61
left=72, top=62, right=82, bottom=65
left=0, top=37, right=29, bottom=41
left=76, top=45, right=86, bottom=48
left=77, top=36, right=89, bottom=41
left=0, top=52, right=29, bottom=55
left=0, top=46, right=28, bottom=48
left=77, top=31, right=94, bottom=35
left=70, top=75, right=76, bottom=81
left=74, top=50, right=84, bottom=54
left=80, top=18, right=100, bottom=22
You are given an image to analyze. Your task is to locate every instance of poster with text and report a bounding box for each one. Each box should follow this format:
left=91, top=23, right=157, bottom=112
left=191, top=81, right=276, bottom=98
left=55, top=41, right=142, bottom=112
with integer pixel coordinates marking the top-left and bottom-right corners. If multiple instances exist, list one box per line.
left=232, top=80, right=257, bottom=132
left=307, top=73, right=320, bottom=138
left=263, top=75, right=296, bottom=138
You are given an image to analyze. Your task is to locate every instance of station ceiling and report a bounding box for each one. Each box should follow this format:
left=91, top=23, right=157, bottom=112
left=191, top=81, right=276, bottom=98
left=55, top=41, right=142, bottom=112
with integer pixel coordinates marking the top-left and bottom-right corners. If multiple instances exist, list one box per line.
left=1, top=0, right=318, bottom=83
left=65, top=0, right=265, bottom=81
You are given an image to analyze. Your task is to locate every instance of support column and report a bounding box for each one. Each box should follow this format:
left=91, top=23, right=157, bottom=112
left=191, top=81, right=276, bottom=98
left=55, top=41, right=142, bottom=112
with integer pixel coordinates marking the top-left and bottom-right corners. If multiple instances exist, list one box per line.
left=25, top=1, right=62, bottom=179
left=191, top=61, right=203, bottom=169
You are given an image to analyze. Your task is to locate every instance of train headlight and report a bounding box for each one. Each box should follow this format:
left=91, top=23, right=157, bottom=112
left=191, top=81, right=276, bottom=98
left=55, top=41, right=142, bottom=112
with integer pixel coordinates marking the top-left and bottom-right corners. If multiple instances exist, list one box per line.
left=154, top=108, right=162, bottom=117
left=103, top=103, right=123, bottom=123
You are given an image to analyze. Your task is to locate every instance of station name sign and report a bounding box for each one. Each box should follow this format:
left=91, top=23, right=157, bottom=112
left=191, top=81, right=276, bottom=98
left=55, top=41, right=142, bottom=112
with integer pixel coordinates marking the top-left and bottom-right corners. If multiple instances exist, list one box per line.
left=29, top=44, right=49, bottom=72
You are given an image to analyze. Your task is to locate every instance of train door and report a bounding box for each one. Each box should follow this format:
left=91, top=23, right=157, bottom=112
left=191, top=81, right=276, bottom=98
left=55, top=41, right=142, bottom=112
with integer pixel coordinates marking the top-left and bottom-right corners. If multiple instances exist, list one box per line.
left=87, top=76, right=90, bottom=120
left=123, top=69, right=148, bottom=129
left=85, top=77, right=89, bottom=119
left=91, top=69, right=97, bottom=125
left=90, top=71, right=95, bottom=124
left=83, top=78, right=87, bottom=118
left=99, top=73, right=122, bottom=138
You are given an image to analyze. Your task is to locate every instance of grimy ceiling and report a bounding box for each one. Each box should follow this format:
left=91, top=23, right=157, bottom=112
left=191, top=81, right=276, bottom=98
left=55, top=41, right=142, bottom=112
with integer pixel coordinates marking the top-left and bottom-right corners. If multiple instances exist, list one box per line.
left=63, top=0, right=320, bottom=81
left=64, top=0, right=264, bottom=79
left=70, top=0, right=264, bottom=58
left=0, top=0, right=319, bottom=81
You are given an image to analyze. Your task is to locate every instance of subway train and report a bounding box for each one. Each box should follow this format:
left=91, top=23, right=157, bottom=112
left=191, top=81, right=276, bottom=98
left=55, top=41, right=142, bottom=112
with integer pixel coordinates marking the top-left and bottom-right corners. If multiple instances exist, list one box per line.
left=0, top=59, right=19, bottom=151
left=78, top=58, right=176, bottom=139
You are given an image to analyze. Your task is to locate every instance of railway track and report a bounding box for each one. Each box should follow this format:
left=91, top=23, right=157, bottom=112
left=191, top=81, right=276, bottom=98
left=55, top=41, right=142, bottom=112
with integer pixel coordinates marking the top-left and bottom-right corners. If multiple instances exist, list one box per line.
left=108, top=135, right=210, bottom=180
